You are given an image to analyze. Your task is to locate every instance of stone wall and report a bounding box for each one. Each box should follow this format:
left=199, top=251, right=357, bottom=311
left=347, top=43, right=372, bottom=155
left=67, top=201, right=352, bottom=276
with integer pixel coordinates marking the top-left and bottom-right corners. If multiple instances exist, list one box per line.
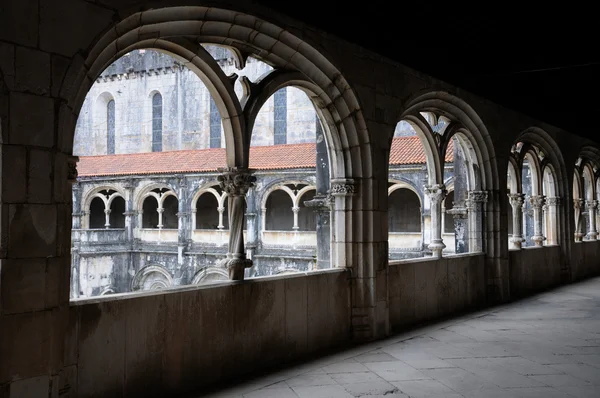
left=65, top=269, right=350, bottom=398
left=508, top=245, right=563, bottom=298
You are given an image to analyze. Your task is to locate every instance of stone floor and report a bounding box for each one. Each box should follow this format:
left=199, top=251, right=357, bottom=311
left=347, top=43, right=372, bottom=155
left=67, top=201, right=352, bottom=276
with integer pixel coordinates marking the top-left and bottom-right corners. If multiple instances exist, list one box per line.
left=201, top=277, right=600, bottom=397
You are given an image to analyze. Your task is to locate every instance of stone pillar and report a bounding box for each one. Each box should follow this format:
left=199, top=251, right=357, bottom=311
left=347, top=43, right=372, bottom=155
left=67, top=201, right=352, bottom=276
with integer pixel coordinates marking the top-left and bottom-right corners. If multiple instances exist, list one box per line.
left=586, top=199, right=598, bottom=240
left=529, top=195, right=546, bottom=246
left=574, top=198, right=585, bottom=241
left=447, top=207, right=468, bottom=253
left=177, top=178, right=188, bottom=266
left=466, top=191, right=488, bottom=253
left=217, top=167, right=256, bottom=280
left=123, top=180, right=135, bottom=245
left=425, top=184, right=447, bottom=258
left=157, top=207, right=164, bottom=229
left=104, top=208, right=111, bottom=228
left=304, top=194, right=333, bottom=269
left=508, top=193, right=525, bottom=249
left=217, top=206, right=225, bottom=229
left=545, top=197, right=560, bottom=245
left=292, top=206, right=300, bottom=230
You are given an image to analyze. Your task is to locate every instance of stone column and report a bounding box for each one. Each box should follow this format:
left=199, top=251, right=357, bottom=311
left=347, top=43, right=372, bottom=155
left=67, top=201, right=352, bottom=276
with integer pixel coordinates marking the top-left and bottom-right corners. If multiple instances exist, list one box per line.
left=447, top=207, right=468, bottom=253
left=104, top=208, right=111, bottom=228
left=123, top=180, right=135, bottom=245
left=574, top=198, right=584, bottom=241
left=586, top=199, right=598, bottom=240
left=304, top=194, right=333, bottom=269
left=217, top=167, right=256, bottom=280
left=529, top=195, right=546, bottom=246
left=217, top=206, right=225, bottom=229
left=466, top=191, right=488, bottom=253
left=425, top=184, right=447, bottom=258
left=177, top=178, right=189, bottom=266
left=508, top=193, right=525, bottom=249
left=156, top=207, right=164, bottom=229
left=292, top=206, right=300, bottom=230
left=545, top=197, right=560, bottom=245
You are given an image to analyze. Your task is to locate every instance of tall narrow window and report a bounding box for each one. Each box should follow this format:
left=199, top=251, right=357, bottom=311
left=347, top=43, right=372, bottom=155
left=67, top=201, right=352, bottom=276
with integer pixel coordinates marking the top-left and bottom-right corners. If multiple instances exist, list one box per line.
left=152, top=93, right=163, bottom=152
left=107, top=99, right=115, bottom=154
left=209, top=97, right=221, bottom=148
left=274, top=88, right=287, bottom=145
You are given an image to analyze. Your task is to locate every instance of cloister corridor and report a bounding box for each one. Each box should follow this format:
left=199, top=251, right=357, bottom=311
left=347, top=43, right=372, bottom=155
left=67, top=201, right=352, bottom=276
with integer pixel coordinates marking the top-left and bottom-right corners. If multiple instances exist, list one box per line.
left=202, top=277, right=600, bottom=398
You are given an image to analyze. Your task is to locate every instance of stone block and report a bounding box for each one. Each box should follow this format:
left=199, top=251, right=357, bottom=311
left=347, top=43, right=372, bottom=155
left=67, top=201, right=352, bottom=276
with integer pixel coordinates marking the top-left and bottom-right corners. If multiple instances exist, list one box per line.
left=307, top=271, right=332, bottom=351
left=28, top=148, right=53, bottom=204
left=124, top=295, right=166, bottom=397
left=7, top=204, right=56, bottom=258
left=58, top=365, right=78, bottom=398
left=2, top=145, right=26, bottom=203
left=1, top=258, right=49, bottom=314
left=15, top=46, right=51, bottom=95
left=414, top=259, right=436, bottom=322
left=76, top=301, right=125, bottom=398
left=0, top=43, right=15, bottom=90
left=8, top=375, right=49, bottom=398
left=39, top=0, right=113, bottom=57
left=0, top=0, right=38, bottom=47
left=284, top=276, right=308, bottom=357
left=0, top=312, right=52, bottom=383
left=9, top=92, right=55, bottom=148
left=435, top=258, right=449, bottom=316
left=51, top=55, right=72, bottom=99
left=63, top=307, right=79, bottom=366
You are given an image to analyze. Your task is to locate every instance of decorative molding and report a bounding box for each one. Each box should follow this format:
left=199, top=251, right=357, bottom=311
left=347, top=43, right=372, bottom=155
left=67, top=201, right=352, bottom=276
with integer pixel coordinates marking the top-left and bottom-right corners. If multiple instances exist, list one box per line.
left=529, top=195, right=545, bottom=208
left=468, top=190, right=488, bottom=203
left=585, top=200, right=598, bottom=210
left=545, top=197, right=561, bottom=206
left=508, top=193, right=525, bottom=208
left=67, top=156, right=80, bottom=183
left=330, top=179, right=356, bottom=197
left=304, top=194, right=333, bottom=209
left=217, top=167, right=256, bottom=196
left=424, top=184, right=447, bottom=204
left=573, top=198, right=585, bottom=209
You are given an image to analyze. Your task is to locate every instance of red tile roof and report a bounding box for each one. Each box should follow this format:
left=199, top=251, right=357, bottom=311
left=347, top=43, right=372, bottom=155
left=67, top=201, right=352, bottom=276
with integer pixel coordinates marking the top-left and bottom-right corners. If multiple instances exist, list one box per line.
left=77, top=136, right=453, bottom=177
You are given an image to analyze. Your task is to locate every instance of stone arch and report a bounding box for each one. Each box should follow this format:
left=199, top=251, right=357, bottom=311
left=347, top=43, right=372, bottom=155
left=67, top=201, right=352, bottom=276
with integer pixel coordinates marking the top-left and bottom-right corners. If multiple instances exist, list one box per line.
left=507, top=158, right=521, bottom=194
left=388, top=187, right=422, bottom=233
left=388, top=181, right=422, bottom=207
left=131, top=265, right=173, bottom=291
left=134, top=182, right=178, bottom=211
left=522, top=149, right=542, bottom=197
left=192, top=267, right=229, bottom=285
left=582, top=162, right=595, bottom=201
left=264, top=188, right=295, bottom=231
left=294, top=185, right=318, bottom=208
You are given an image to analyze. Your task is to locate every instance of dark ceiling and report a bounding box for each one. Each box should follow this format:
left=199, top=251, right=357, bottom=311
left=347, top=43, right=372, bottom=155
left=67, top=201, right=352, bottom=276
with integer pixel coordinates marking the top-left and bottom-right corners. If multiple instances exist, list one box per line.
left=255, top=2, right=600, bottom=143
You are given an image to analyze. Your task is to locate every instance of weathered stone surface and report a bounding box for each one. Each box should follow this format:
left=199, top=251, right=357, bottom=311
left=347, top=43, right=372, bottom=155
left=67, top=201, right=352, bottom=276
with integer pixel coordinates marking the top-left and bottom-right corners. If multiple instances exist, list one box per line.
left=39, top=0, right=114, bottom=57
left=1, top=145, right=27, bottom=203
left=7, top=375, right=49, bottom=398
left=27, top=149, right=53, bottom=204
left=15, top=47, right=51, bottom=95
left=8, top=204, right=57, bottom=258
left=9, top=93, right=55, bottom=148
left=0, top=258, right=54, bottom=314
left=0, top=0, right=38, bottom=46
left=0, top=42, right=15, bottom=90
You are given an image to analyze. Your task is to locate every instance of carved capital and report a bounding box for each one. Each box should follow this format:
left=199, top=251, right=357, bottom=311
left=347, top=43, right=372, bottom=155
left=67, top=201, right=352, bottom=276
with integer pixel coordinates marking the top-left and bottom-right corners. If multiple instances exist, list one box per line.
left=330, top=179, right=356, bottom=196
left=67, top=156, right=79, bottom=183
left=217, top=167, right=256, bottom=196
left=304, top=194, right=333, bottom=210
left=508, top=193, right=525, bottom=208
left=424, top=184, right=447, bottom=204
left=574, top=198, right=585, bottom=209
left=104, top=209, right=111, bottom=215
left=585, top=200, right=598, bottom=211
left=447, top=206, right=468, bottom=219
left=156, top=207, right=164, bottom=214
left=529, top=195, right=545, bottom=209
left=545, top=197, right=561, bottom=206
left=468, top=190, right=488, bottom=203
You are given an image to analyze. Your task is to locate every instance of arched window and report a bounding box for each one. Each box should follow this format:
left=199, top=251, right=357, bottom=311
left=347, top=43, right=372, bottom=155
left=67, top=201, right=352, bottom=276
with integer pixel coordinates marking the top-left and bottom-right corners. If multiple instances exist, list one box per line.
left=274, top=88, right=287, bottom=145
left=107, top=99, right=115, bottom=154
left=265, top=190, right=293, bottom=231
left=162, top=195, right=179, bottom=229
left=196, top=193, right=220, bottom=229
left=142, top=197, right=159, bottom=228
left=89, top=197, right=106, bottom=228
left=389, top=188, right=421, bottom=233
left=152, top=93, right=162, bottom=152
left=109, top=196, right=126, bottom=228
left=297, top=189, right=316, bottom=231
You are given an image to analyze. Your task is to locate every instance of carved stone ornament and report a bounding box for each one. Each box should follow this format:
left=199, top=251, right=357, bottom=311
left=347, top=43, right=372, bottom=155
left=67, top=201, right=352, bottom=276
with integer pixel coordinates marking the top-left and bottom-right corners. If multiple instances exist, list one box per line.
left=424, top=184, right=447, bottom=204
left=573, top=198, right=584, bottom=209
left=217, top=167, right=256, bottom=196
left=585, top=200, right=598, bottom=210
left=468, top=190, right=488, bottom=203
left=529, top=195, right=545, bottom=208
left=508, top=193, right=525, bottom=207
left=545, top=197, right=561, bottom=206
left=330, top=179, right=356, bottom=197
left=304, top=194, right=333, bottom=209
left=67, top=155, right=80, bottom=183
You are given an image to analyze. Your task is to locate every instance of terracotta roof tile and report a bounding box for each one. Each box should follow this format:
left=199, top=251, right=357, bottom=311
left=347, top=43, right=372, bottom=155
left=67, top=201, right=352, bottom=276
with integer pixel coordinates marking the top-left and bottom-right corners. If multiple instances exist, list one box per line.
left=77, top=136, right=453, bottom=177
